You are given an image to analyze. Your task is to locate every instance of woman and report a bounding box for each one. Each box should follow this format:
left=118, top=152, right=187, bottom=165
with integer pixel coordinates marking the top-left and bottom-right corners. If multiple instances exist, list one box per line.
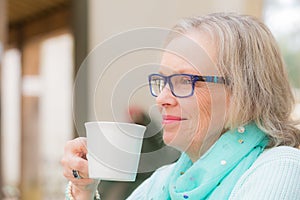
left=61, top=13, right=300, bottom=199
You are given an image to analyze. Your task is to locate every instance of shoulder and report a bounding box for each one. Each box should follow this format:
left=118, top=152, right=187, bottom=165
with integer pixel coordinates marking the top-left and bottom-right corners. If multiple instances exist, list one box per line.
left=253, top=146, right=300, bottom=166
left=259, top=145, right=300, bottom=159
left=230, top=146, right=300, bottom=200
left=126, top=163, right=176, bottom=200
left=155, top=162, right=177, bottom=173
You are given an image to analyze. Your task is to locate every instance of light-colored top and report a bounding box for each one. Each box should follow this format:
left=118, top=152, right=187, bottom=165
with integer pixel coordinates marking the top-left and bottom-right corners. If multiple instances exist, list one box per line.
left=129, top=123, right=269, bottom=199
left=127, top=146, right=300, bottom=200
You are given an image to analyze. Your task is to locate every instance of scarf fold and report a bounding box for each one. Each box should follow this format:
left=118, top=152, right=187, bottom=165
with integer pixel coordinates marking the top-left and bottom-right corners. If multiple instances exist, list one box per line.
left=149, top=123, right=269, bottom=200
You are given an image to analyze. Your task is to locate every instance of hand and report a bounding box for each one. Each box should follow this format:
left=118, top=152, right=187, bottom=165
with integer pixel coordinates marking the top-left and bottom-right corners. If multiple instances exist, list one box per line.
left=61, top=137, right=100, bottom=199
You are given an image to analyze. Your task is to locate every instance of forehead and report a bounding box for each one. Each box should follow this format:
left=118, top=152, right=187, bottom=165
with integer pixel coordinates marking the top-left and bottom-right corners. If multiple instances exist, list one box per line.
left=160, top=32, right=219, bottom=75
left=159, top=52, right=198, bottom=74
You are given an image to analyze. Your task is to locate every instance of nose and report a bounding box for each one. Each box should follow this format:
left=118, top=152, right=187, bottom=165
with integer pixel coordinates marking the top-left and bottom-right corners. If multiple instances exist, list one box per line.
left=155, top=84, right=177, bottom=107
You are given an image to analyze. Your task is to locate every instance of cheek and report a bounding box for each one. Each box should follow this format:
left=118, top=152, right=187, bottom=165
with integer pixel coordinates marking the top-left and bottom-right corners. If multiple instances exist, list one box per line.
left=194, top=89, right=212, bottom=127
left=194, top=86, right=228, bottom=140
left=179, top=89, right=212, bottom=139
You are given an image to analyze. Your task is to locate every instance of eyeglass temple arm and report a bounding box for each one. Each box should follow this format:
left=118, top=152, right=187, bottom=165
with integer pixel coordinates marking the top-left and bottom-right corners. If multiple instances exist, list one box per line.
left=194, top=75, right=229, bottom=84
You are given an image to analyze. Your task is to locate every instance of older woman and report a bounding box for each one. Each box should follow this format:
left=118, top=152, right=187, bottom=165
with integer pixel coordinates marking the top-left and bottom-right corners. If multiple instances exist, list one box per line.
left=62, top=13, right=300, bottom=200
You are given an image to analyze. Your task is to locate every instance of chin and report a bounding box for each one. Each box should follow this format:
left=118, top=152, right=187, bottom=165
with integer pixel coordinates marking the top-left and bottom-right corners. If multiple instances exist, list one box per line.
left=162, top=130, right=180, bottom=147
left=162, top=131, right=188, bottom=151
left=162, top=131, right=173, bottom=145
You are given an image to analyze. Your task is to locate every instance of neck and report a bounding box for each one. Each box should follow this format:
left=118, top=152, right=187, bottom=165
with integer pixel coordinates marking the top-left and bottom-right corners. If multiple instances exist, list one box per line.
left=185, top=146, right=205, bottom=163
left=187, top=129, right=226, bottom=163
left=187, top=152, right=200, bottom=163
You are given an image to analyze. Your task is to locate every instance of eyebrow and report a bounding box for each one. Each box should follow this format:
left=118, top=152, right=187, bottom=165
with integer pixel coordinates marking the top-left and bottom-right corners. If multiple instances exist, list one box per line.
left=158, top=69, right=202, bottom=76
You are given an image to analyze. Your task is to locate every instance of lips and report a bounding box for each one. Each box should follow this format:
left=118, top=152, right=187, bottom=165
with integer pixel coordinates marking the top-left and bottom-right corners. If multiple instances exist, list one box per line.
left=162, top=115, right=187, bottom=124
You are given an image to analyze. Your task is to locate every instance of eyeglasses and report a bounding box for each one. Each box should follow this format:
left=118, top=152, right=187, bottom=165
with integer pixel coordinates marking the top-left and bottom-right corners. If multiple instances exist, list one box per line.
left=148, top=73, right=226, bottom=98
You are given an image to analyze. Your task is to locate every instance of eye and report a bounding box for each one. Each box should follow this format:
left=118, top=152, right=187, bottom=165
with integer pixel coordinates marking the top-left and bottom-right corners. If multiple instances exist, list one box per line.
left=151, top=77, right=163, bottom=84
left=179, top=77, right=192, bottom=85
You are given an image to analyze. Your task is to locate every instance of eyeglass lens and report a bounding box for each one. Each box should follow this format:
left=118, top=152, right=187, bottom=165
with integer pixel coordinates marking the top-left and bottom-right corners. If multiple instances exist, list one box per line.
left=150, top=74, right=193, bottom=97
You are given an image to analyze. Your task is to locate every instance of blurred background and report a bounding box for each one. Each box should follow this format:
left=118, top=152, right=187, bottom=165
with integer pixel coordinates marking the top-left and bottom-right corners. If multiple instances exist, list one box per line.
left=0, top=0, right=299, bottom=199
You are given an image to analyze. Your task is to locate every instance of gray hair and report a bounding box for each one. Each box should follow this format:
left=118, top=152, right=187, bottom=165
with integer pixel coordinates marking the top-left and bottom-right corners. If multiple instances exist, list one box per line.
left=171, top=12, right=300, bottom=148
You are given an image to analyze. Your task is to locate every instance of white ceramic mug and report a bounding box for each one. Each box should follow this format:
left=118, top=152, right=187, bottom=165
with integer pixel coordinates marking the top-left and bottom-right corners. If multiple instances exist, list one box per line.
left=85, top=121, right=146, bottom=181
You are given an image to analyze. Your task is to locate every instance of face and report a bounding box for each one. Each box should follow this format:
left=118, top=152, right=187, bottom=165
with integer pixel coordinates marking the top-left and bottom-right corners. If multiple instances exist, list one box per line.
left=156, top=31, right=229, bottom=159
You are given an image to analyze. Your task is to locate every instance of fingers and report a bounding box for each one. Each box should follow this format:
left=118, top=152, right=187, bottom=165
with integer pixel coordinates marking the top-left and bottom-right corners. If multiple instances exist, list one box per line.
left=63, top=166, right=94, bottom=185
left=64, top=137, right=88, bottom=157
left=61, top=137, right=100, bottom=196
left=61, top=137, right=90, bottom=180
left=62, top=156, right=89, bottom=179
left=64, top=159, right=88, bottom=179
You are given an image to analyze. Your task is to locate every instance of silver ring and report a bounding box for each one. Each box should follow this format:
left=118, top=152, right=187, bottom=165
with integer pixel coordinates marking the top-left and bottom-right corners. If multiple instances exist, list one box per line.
left=72, top=169, right=82, bottom=179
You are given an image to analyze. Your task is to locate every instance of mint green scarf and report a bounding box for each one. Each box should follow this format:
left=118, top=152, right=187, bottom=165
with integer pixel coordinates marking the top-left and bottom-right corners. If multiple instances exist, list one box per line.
left=150, top=123, right=269, bottom=199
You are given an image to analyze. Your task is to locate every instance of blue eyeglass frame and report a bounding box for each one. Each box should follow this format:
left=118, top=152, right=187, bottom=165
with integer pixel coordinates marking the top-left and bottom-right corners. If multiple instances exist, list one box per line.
left=148, top=73, right=227, bottom=98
